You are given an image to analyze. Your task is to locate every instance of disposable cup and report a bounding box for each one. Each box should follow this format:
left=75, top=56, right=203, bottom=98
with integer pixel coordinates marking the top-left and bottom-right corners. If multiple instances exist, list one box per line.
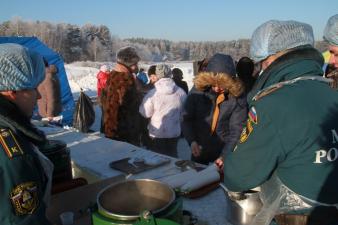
left=59, top=211, right=74, bottom=225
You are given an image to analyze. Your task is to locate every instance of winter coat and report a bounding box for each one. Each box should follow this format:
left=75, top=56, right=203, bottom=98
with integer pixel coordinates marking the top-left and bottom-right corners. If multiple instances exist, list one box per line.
left=37, top=66, right=62, bottom=118
left=136, top=71, right=149, bottom=85
left=139, top=78, right=187, bottom=138
left=223, top=47, right=338, bottom=207
left=182, top=72, right=247, bottom=164
left=173, top=78, right=189, bottom=94
left=97, top=70, right=110, bottom=97
left=101, top=70, right=142, bottom=146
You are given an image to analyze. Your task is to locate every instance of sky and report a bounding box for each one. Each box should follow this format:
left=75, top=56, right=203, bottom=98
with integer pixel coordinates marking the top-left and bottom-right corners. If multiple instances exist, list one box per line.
left=1, top=0, right=337, bottom=42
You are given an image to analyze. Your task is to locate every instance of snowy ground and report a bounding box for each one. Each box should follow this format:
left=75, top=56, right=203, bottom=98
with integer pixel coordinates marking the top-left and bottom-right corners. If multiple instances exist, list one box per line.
left=65, top=62, right=193, bottom=160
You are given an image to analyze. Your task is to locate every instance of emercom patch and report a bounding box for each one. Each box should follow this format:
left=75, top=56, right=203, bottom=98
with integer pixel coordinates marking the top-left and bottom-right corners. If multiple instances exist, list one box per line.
left=239, top=119, right=254, bottom=144
left=10, top=181, right=38, bottom=215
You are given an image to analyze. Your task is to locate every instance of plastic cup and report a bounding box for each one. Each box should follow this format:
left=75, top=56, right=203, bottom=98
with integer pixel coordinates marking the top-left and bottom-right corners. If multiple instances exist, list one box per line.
left=59, top=211, right=74, bottom=225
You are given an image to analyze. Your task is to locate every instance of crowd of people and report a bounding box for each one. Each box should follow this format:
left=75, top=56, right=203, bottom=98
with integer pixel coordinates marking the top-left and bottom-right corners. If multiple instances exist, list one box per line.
left=97, top=50, right=253, bottom=164
left=0, top=14, right=338, bottom=225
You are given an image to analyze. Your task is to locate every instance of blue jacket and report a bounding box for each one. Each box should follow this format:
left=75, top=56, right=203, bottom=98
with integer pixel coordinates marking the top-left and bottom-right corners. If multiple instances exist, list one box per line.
left=182, top=87, right=247, bottom=164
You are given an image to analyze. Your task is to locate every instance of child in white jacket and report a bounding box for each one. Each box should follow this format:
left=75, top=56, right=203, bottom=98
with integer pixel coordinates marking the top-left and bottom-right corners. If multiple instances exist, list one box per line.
left=139, top=64, right=187, bottom=157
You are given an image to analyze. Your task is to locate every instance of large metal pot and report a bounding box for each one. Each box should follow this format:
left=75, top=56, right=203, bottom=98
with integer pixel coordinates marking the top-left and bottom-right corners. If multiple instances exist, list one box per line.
left=97, top=179, right=176, bottom=221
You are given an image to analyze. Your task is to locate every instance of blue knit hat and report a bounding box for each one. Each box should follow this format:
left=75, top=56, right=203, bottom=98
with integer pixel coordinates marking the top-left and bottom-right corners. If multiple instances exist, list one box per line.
left=0, top=43, right=45, bottom=91
left=250, top=20, right=314, bottom=62
left=323, top=14, right=338, bottom=46
left=205, top=53, right=236, bottom=76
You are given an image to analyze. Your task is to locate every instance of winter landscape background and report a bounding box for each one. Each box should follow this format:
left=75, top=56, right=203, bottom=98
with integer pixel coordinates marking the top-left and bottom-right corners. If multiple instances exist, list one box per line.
left=0, top=18, right=329, bottom=63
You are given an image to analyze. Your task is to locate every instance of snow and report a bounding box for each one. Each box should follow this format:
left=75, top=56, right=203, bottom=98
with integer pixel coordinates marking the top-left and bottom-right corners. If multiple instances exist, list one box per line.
left=65, top=61, right=196, bottom=100
left=65, top=65, right=99, bottom=100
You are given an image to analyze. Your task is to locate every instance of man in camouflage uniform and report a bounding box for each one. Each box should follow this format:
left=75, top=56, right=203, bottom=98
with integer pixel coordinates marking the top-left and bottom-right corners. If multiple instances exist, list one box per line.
left=0, top=43, right=52, bottom=225
left=222, top=20, right=338, bottom=225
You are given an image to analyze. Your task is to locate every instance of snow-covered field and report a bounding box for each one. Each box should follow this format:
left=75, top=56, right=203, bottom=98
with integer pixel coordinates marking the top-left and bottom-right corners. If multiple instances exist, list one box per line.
left=65, top=62, right=194, bottom=160
left=65, top=61, right=196, bottom=100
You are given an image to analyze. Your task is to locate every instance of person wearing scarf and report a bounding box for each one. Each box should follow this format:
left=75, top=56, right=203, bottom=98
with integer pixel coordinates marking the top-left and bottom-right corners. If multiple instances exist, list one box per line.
left=182, top=53, right=247, bottom=165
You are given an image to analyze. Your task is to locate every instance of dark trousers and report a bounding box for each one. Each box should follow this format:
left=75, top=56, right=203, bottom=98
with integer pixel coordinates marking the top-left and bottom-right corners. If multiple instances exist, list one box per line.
left=100, top=105, right=104, bottom=133
left=149, top=137, right=178, bottom=158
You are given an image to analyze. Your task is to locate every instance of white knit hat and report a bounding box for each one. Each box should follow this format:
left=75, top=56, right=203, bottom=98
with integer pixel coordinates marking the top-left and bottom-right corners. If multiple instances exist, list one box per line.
left=155, top=64, right=172, bottom=79
left=100, top=64, right=109, bottom=72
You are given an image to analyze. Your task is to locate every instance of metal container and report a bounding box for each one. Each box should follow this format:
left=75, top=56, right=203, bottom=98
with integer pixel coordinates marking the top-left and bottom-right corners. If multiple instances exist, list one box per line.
left=97, top=179, right=176, bottom=221
left=225, top=190, right=263, bottom=225
left=220, top=183, right=262, bottom=225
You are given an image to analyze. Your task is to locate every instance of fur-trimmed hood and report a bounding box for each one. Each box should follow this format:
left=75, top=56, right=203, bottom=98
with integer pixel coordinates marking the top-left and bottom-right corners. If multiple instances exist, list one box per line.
left=194, top=72, right=245, bottom=97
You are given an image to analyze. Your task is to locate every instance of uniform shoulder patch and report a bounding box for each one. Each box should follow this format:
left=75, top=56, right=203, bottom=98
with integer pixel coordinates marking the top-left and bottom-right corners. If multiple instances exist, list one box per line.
left=10, top=181, right=38, bottom=215
left=0, top=129, right=24, bottom=159
left=248, top=107, right=258, bottom=124
left=239, top=119, right=254, bottom=144
left=253, top=85, right=282, bottom=101
left=239, top=107, right=258, bottom=143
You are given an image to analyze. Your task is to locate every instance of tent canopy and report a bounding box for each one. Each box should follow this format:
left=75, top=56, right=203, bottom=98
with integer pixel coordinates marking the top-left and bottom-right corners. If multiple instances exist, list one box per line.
left=0, top=37, right=75, bottom=125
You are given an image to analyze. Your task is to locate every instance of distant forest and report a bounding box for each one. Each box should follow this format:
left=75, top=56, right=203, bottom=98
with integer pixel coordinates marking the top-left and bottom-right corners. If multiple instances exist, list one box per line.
left=0, top=18, right=329, bottom=63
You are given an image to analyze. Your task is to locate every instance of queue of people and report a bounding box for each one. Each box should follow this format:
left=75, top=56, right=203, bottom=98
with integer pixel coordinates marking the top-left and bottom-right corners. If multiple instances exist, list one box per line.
left=1, top=14, right=338, bottom=225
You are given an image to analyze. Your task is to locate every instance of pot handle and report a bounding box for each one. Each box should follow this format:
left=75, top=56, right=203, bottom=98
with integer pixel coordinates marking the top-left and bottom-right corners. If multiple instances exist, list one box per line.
left=219, top=183, right=229, bottom=192
left=219, top=183, right=247, bottom=201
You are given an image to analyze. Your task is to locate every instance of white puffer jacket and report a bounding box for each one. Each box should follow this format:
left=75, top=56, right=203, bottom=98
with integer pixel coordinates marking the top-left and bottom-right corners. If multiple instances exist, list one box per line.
left=139, top=78, right=187, bottom=138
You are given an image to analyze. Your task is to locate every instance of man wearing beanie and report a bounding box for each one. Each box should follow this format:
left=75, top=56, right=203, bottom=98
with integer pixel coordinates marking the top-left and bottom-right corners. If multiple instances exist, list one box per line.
left=101, top=46, right=142, bottom=146
left=139, top=64, right=186, bottom=157
left=222, top=20, right=338, bottom=225
left=0, top=43, right=52, bottom=225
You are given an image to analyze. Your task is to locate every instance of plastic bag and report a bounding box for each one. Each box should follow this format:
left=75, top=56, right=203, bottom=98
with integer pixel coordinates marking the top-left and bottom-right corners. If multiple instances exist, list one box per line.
left=73, top=90, right=95, bottom=132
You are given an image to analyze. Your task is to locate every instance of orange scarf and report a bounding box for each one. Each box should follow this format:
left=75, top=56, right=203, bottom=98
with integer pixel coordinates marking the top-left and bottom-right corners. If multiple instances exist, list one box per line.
left=211, top=94, right=225, bottom=134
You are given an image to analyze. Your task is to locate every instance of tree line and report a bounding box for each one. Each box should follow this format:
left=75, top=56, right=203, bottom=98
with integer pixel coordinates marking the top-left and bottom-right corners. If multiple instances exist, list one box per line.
left=0, top=18, right=328, bottom=63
